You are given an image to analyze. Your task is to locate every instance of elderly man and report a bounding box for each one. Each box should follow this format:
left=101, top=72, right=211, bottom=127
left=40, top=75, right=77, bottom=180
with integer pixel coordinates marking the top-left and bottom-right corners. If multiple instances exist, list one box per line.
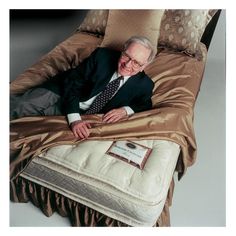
left=10, top=36, right=155, bottom=139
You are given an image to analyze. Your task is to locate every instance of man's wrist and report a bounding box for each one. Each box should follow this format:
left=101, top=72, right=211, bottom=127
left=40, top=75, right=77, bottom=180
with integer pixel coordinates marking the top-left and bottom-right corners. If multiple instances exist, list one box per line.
left=67, top=113, right=82, bottom=125
left=123, top=106, right=134, bottom=116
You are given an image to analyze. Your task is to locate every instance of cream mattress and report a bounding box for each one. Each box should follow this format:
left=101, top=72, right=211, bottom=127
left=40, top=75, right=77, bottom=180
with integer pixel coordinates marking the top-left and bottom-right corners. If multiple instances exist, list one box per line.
left=20, top=139, right=180, bottom=226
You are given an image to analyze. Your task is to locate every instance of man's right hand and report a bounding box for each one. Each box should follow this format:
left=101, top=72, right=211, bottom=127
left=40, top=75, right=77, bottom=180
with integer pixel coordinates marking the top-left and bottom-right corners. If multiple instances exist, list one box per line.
left=70, top=120, right=92, bottom=139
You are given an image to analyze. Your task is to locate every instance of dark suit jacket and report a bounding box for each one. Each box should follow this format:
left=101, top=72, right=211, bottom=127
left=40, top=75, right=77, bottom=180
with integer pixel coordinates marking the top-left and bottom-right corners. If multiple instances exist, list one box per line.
left=45, top=47, right=154, bottom=115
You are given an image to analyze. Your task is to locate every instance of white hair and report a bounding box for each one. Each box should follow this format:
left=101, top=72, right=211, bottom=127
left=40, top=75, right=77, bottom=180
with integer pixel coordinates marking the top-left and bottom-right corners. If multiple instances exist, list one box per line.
left=123, top=36, right=156, bottom=63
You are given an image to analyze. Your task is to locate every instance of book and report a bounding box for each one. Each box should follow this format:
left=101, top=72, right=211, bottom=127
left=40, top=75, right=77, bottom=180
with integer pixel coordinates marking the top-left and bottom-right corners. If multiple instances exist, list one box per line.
left=106, top=140, right=152, bottom=169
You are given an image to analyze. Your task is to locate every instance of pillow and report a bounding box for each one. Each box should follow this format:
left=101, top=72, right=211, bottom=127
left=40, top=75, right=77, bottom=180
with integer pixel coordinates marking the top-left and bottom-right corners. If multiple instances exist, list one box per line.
left=158, top=9, right=217, bottom=55
left=78, top=10, right=109, bottom=36
left=101, top=10, right=164, bottom=53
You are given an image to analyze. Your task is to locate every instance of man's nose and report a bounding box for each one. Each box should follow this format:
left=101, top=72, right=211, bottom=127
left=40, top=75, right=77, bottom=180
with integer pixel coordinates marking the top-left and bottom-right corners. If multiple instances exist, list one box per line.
left=124, top=59, right=132, bottom=67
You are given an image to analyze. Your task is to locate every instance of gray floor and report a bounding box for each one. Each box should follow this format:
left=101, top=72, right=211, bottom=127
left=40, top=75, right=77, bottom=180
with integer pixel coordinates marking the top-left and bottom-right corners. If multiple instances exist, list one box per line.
left=9, top=10, right=226, bottom=227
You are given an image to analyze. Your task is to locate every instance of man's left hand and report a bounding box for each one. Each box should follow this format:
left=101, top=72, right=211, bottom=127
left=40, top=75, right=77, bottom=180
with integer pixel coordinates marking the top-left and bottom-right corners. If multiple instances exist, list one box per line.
left=103, top=108, right=128, bottom=123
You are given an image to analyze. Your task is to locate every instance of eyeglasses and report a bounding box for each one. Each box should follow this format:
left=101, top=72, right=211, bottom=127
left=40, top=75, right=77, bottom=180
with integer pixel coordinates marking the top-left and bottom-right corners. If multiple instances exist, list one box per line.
left=120, top=51, right=146, bottom=69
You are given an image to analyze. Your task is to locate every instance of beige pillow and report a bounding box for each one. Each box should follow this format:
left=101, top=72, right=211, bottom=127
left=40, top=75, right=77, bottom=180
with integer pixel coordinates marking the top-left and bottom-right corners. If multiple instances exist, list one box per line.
left=158, top=9, right=217, bottom=55
left=78, top=10, right=109, bottom=36
left=101, top=10, right=164, bottom=52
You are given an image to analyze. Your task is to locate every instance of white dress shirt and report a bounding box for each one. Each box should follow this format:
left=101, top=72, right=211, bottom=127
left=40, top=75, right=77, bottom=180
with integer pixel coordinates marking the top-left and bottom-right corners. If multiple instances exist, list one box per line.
left=67, top=72, right=134, bottom=124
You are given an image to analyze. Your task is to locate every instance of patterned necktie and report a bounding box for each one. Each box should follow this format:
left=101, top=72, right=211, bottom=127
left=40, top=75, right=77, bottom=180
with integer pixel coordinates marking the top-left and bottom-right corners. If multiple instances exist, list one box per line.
left=85, top=76, right=123, bottom=114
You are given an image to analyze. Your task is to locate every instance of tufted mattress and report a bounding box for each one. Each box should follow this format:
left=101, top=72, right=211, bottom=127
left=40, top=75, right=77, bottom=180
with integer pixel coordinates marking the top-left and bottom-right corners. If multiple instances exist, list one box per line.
left=20, top=139, right=180, bottom=226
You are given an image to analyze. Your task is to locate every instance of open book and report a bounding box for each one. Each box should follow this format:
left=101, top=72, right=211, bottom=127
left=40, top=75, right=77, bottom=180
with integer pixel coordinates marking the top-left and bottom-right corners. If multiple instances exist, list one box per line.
left=106, top=140, right=152, bottom=169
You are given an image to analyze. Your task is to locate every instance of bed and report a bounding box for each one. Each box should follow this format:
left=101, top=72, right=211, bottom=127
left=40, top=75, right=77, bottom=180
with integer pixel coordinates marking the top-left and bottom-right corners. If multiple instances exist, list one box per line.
left=10, top=9, right=221, bottom=226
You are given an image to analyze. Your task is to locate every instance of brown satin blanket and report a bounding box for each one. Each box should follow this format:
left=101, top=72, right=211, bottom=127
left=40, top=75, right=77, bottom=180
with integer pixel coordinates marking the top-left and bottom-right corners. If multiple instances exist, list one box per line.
left=10, top=32, right=207, bottom=182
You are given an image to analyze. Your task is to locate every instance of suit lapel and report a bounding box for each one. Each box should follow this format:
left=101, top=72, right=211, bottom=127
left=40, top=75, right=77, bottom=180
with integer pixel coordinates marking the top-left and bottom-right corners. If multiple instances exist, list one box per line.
left=90, top=69, right=116, bottom=97
left=90, top=51, right=120, bottom=98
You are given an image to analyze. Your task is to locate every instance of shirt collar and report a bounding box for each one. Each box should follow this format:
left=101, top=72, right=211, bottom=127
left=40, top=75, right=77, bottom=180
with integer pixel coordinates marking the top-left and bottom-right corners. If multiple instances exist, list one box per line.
left=116, top=71, right=130, bottom=81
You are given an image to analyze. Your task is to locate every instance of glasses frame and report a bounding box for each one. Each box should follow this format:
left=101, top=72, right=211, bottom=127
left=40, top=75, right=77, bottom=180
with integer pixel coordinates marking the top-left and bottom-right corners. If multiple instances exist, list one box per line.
left=120, top=51, right=147, bottom=69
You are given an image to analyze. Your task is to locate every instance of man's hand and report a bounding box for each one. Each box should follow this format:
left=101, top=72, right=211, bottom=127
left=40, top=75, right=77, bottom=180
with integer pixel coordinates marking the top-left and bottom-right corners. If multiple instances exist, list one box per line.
left=103, top=108, right=128, bottom=123
left=70, top=120, right=91, bottom=139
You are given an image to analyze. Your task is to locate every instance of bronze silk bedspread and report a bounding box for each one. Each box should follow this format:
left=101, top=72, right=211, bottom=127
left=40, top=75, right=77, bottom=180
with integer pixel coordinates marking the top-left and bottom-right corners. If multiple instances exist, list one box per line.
left=10, top=39, right=206, bottom=180
left=10, top=32, right=207, bottom=226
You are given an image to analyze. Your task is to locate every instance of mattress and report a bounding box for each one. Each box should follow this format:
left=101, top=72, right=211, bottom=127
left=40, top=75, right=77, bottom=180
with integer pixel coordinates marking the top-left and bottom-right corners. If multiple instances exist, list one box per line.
left=20, top=139, right=180, bottom=226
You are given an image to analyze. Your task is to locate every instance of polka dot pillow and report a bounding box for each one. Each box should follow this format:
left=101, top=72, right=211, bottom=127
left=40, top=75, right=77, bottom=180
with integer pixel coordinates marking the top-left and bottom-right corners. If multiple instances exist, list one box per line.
left=78, top=10, right=109, bottom=36
left=158, top=10, right=216, bottom=55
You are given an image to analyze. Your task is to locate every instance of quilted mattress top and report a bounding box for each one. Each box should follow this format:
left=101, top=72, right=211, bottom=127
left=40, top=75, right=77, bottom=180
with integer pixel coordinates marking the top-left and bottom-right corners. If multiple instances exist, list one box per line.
left=38, top=139, right=180, bottom=204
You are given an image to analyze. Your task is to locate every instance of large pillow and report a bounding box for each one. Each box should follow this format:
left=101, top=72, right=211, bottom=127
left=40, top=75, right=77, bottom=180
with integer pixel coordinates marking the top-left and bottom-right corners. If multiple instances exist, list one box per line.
left=158, top=9, right=217, bottom=55
left=77, top=10, right=109, bottom=36
left=101, top=10, right=164, bottom=53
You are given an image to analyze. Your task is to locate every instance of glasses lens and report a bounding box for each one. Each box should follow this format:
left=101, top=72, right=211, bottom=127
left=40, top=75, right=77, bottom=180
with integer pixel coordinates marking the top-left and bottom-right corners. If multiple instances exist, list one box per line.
left=132, top=61, right=140, bottom=68
left=122, top=52, right=142, bottom=68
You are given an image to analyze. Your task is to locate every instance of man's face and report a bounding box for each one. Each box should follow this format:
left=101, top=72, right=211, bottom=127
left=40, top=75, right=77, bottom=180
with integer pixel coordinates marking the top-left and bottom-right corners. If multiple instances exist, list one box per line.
left=118, top=42, right=151, bottom=77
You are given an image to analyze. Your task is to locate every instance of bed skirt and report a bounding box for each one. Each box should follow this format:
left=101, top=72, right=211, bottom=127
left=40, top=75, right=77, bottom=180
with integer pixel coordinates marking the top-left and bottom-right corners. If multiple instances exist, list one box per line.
left=10, top=176, right=174, bottom=227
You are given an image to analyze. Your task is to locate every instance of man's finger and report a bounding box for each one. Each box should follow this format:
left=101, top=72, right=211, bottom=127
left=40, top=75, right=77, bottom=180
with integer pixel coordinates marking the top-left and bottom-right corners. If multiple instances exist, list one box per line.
left=80, top=124, right=90, bottom=138
left=72, top=129, right=79, bottom=138
left=70, top=120, right=92, bottom=138
left=103, top=112, right=113, bottom=121
left=76, top=124, right=89, bottom=139
left=105, top=114, right=121, bottom=123
left=103, top=114, right=115, bottom=122
left=103, top=111, right=116, bottom=122
left=84, top=122, right=92, bottom=129
left=107, top=116, right=120, bottom=123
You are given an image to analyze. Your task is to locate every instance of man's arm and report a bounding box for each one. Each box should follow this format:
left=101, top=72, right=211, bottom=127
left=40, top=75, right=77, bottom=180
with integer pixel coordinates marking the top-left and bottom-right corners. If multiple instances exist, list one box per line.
left=102, top=106, right=134, bottom=123
left=102, top=76, right=153, bottom=123
left=128, top=78, right=154, bottom=113
left=62, top=49, right=101, bottom=138
left=62, top=48, right=102, bottom=115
